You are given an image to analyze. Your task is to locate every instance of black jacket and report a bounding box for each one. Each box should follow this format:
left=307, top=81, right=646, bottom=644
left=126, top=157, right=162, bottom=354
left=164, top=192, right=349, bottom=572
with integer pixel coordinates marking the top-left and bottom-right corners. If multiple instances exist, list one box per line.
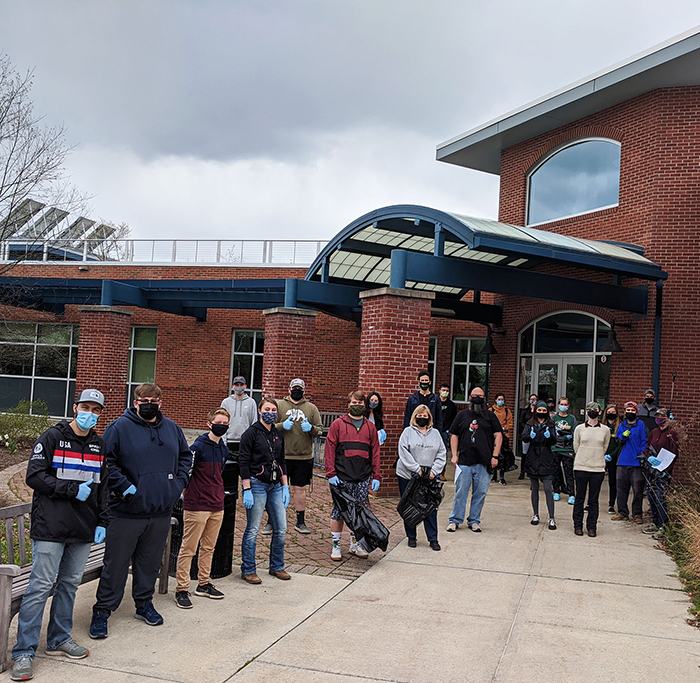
left=440, top=398, right=458, bottom=433
left=403, top=392, right=443, bottom=431
left=521, top=420, right=558, bottom=478
left=26, top=420, right=109, bottom=543
left=239, top=421, right=287, bottom=484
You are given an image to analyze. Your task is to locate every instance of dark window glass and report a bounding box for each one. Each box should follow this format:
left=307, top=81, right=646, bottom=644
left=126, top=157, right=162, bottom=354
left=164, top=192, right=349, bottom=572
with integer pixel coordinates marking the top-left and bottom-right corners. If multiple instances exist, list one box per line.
left=34, top=379, right=68, bottom=417
left=528, top=140, right=621, bottom=225
left=254, top=332, right=265, bottom=353
left=594, top=355, right=611, bottom=408
left=234, top=332, right=254, bottom=353
left=37, top=324, right=72, bottom=345
left=468, top=365, right=487, bottom=394
left=0, top=377, right=32, bottom=410
left=454, top=339, right=469, bottom=363
left=253, top=354, right=263, bottom=390
left=535, top=313, right=594, bottom=354
left=452, top=365, right=467, bottom=402
left=470, top=339, right=486, bottom=363
left=69, top=349, right=77, bottom=379
left=35, top=346, right=70, bottom=378
left=233, top=354, right=252, bottom=384
left=596, top=320, right=612, bottom=352
left=0, top=345, right=34, bottom=375
left=131, top=350, right=156, bottom=383
left=133, top=327, right=157, bottom=348
left=520, top=325, right=534, bottom=354
left=0, top=323, right=35, bottom=343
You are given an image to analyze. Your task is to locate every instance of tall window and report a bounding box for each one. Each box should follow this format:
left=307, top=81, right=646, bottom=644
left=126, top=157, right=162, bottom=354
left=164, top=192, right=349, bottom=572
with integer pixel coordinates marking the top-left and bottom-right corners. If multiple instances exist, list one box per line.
left=230, top=330, right=265, bottom=404
left=427, top=336, right=437, bottom=388
left=0, top=322, right=78, bottom=416
left=127, top=327, right=158, bottom=404
left=451, top=338, right=487, bottom=402
left=527, top=138, right=621, bottom=226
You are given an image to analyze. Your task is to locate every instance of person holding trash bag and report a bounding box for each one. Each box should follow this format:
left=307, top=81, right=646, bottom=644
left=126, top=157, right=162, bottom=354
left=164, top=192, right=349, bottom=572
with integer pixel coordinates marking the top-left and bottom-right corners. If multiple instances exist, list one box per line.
left=324, top=391, right=382, bottom=561
left=239, top=397, right=291, bottom=584
left=396, top=405, right=446, bottom=551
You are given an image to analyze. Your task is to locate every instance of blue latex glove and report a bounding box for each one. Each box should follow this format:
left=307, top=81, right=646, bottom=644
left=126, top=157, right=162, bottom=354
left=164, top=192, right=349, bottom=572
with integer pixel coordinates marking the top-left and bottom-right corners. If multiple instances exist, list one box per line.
left=411, top=471, right=421, bottom=479
left=122, top=484, right=137, bottom=499
left=301, top=418, right=312, bottom=433
left=243, top=489, right=254, bottom=509
left=566, top=434, right=573, bottom=440
left=648, top=456, right=662, bottom=467
left=544, top=428, right=551, bottom=439
left=76, top=479, right=93, bottom=502
left=377, top=428, right=386, bottom=445
left=283, top=417, right=294, bottom=431
left=94, top=526, right=106, bottom=543
left=530, top=427, right=536, bottom=439
left=605, top=454, right=612, bottom=462
left=328, top=475, right=340, bottom=486
left=281, top=485, right=290, bottom=508
left=371, top=479, right=380, bottom=492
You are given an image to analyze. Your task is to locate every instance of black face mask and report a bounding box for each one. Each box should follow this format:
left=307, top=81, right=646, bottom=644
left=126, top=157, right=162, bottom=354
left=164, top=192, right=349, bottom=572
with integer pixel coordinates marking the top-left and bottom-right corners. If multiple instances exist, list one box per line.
left=536, top=412, right=547, bottom=421
left=419, top=382, right=431, bottom=391
left=587, top=410, right=600, bottom=420
left=644, top=397, right=655, bottom=405
left=290, top=388, right=304, bottom=401
left=470, top=396, right=484, bottom=405
left=138, top=403, right=159, bottom=420
left=415, top=417, right=430, bottom=427
left=210, top=423, right=228, bottom=437
left=606, top=413, right=618, bottom=422
left=625, top=412, right=637, bottom=422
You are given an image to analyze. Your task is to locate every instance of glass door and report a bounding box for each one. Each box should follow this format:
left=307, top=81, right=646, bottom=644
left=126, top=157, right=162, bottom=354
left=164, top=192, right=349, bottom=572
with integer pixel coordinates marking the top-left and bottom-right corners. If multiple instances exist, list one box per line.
left=534, top=356, right=593, bottom=422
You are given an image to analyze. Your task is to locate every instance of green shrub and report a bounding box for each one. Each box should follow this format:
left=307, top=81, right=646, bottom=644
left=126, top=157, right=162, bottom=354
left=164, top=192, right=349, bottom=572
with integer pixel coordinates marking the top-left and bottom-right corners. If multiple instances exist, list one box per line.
left=0, top=400, right=52, bottom=447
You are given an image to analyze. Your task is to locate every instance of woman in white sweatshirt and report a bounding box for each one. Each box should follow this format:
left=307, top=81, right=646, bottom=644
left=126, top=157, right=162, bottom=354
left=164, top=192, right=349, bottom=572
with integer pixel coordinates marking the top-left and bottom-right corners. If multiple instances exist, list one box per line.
left=572, top=401, right=611, bottom=537
left=396, top=405, right=446, bottom=551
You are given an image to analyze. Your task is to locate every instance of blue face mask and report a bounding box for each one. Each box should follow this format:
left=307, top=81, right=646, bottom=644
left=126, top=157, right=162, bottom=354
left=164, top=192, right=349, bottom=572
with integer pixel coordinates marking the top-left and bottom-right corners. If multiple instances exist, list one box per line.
left=496, top=400, right=504, bottom=407
left=76, top=411, right=99, bottom=430
left=559, top=405, right=568, bottom=412
left=260, top=411, right=277, bottom=424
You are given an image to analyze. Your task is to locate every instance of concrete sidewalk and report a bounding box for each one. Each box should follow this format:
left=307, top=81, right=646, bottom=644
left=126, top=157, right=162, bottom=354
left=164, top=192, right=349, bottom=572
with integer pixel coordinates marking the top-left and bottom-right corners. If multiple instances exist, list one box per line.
left=10, top=477, right=700, bottom=682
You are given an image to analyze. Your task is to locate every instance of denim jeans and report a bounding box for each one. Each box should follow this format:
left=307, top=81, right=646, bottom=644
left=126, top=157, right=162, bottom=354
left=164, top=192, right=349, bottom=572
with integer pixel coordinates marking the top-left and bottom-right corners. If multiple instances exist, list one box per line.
left=449, top=464, right=491, bottom=526
left=13, top=540, right=92, bottom=660
left=241, top=478, right=287, bottom=575
left=647, top=475, right=669, bottom=528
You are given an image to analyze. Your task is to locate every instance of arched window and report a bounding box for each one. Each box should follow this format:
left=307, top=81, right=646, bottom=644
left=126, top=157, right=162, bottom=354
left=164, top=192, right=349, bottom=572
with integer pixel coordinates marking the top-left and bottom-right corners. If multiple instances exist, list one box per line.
left=526, top=138, right=621, bottom=226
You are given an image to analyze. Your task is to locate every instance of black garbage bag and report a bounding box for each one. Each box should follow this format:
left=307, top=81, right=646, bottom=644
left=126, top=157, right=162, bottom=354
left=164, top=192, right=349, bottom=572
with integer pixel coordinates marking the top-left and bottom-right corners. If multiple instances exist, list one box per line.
left=329, top=482, right=390, bottom=553
left=499, top=446, right=516, bottom=472
left=396, top=475, right=445, bottom=528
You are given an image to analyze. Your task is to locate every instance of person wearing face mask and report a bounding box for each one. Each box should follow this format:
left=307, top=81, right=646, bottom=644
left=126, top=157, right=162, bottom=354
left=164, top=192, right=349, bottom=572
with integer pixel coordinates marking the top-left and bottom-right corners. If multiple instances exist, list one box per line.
left=642, top=408, right=678, bottom=537
left=438, top=384, right=457, bottom=448
left=522, top=402, right=558, bottom=530
left=90, top=383, right=192, bottom=640
left=365, top=391, right=387, bottom=446
left=489, top=392, right=513, bottom=485
left=325, top=391, right=382, bottom=560
left=403, top=371, right=443, bottom=431
left=571, top=402, right=610, bottom=537
left=518, top=394, right=539, bottom=480
left=602, top=405, right=622, bottom=513
left=397, top=406, right=446, bottom=550
left=10, top=390, right=108, bottom=682
left=265, top=379, right=323, bottom=536
left=611, top=402, right=648, bottom=523
left=546, top=398, right=557, bottom=419
left=239, top=398, right=290, bottom=584
left=637, top=388, right=658, bottom=435
left=552, top=397, right=577, bottom=505
left=174, top=408, right=231, bottom=609
left=446, top=387, right=502, bottom=533
left=220, top=376, right=257, bottom=459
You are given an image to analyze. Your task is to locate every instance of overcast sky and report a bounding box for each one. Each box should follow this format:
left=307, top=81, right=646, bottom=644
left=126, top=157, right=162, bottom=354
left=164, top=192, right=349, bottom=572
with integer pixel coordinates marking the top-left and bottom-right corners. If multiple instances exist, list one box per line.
left=2, top=1, right=700, bottom=241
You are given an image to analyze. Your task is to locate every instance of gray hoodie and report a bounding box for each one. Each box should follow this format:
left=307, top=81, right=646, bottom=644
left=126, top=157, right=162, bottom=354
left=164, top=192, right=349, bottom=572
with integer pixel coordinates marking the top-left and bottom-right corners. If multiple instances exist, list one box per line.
left=220, top=394, right=258, bottom=443
left=396, top=425, right=446, bottom=480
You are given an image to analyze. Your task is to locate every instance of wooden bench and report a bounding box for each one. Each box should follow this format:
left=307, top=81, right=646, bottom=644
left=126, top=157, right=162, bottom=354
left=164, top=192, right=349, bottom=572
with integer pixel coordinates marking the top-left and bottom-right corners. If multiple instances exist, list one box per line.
left=0, top=503, right=176, bottom=671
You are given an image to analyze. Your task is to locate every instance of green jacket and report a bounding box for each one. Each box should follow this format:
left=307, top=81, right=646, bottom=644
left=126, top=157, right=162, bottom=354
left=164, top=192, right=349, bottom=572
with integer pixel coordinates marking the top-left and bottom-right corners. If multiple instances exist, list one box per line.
left=275, top=397, right=323, bottom=459
left=552, top=413, right=577, bottom=454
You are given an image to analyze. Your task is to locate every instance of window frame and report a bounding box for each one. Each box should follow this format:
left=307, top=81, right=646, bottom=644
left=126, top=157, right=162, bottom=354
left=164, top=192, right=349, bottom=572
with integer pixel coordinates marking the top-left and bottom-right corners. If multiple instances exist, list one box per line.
left=450, top=337, right=487, bottom=402
left=229, top=330, right=265, bottom=405
left=427, top=336, right=437, bottom=389
left=126, top=326, right=158, bottom=406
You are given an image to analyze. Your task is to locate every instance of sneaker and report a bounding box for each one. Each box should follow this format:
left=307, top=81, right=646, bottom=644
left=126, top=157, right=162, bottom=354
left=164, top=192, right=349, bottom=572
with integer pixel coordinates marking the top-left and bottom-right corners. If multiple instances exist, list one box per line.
left=195, top=583, right=224, bottom=599
left=499, top=479, right=507, bottom=486
left=574, top=527, right=584, bottom=536
left=350, top=543, right=369, bottom=558
left=608, top=506, right=616, bottom=514
left=633, top=515, right=644, bottom=525
left=294, top=522, right=311, bottom=534
left=531, top=515, right=539, bottom=526
left=407, top=538, right=417, bottom=548
left=429, top=540, right=441, bottom=551
left=134, top=602, right=164, bottom=626
left=587, top=528, right=597, bottom=537
left=446, top=522, right=458, bottom=532
left=10, top=656, right=33, bottom=681
left=89, top=609, right=109, bottom=639
left=610, top=513, right=628, bottom=521
left=642, top=524, right=659, bottom=534
left=261, top=522, right=273, bottom=536
left=46, top=638, right=89, bottom=659
left=331, top=542, right=342, bottom=561
left=548, top=519, right=557, bottom=530
left=175, top=591, right=193, bottom=608
left=269, top=569, right=291, bottom=580
left=468, top=524, right=482, bottom=533
left=242, top=573, right=262, bottom=584
left=653, top=528, right=666, bottom=540
left=553, top=493, right=560, bottom=501
left=568, top=496, right=575, bottom=505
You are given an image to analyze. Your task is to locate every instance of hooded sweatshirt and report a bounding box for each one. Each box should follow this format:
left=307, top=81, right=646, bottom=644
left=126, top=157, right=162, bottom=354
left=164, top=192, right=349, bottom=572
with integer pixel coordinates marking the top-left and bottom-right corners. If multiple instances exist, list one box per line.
left=103, top=407, right=192, bottom=519
left=220, top=394, right=258, bottom=444
left=396, top=425, right=446, bottom=480
left=274, top=397, right=323, bottom=459
left=183, top=432, right=228, bottom=512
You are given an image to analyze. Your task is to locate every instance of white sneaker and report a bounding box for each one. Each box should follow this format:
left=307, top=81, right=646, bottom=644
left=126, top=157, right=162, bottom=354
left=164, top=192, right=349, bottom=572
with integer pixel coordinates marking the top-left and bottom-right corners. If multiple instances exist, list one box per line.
left=350, top=543, right=369, bottom=559
left=446, top=522, right=458, bottom=532
left=331, top=542, right=342, bottom=561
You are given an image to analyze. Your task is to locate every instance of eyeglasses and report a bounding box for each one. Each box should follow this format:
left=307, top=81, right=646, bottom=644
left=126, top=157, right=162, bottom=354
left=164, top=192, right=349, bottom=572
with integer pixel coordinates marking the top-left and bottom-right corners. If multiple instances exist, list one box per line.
left=135, top=399, right=160, bottom=405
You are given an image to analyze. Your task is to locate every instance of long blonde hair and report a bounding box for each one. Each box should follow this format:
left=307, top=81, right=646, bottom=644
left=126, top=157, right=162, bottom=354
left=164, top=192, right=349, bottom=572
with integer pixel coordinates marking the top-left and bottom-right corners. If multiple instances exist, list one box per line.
left=410, top=405, right=433, bottom=428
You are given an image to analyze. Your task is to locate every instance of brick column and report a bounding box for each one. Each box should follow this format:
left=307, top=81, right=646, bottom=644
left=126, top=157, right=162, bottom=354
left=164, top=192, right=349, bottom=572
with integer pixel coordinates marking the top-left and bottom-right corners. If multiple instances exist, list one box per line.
left=76, top=305, right=133, bottom=426
left=358, top=288, right=434, bottom=496
left=262, top=307, right=318, bottom=400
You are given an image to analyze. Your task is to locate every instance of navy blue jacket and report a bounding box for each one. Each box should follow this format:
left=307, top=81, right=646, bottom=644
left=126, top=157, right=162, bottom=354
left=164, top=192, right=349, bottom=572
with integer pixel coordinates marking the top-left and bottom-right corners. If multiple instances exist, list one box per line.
left=103, top=408, right=191, bottom=518
left=183, top=433, right=228, bottom=512
left=403, top=392, right=443, bottom=431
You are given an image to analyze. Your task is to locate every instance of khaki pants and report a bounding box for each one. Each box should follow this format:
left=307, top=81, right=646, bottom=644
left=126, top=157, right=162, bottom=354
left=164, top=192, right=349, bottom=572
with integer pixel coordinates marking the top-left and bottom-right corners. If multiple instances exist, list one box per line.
left=175, top=509, right=224, bottom=592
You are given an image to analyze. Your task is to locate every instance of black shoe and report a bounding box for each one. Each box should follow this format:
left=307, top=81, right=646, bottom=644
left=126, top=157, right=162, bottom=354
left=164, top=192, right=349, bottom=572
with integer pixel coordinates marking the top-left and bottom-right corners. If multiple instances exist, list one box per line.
left=175, top=591, right=193, bottom=609
left=608, top=506, right=616, bottom=514
left=134, top=602, right=163, bottom=626
left=194, top=583, right=224, bottom=599
left=429, top=541, right=441, bottom=551
left=407, top=538, right=417, bottom=548
left=89, top=609, right=109, bottom=639
left=518, top=473, right=525, bottom=480
left=574, top=527, right=584, bottom=536
left=499, top=479, right=507, bottom=486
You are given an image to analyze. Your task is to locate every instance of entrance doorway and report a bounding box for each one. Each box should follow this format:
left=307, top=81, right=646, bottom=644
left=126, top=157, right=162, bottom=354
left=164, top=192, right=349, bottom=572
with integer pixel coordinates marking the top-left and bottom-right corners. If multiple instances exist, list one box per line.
left=534, top=357, right=592, bottom=422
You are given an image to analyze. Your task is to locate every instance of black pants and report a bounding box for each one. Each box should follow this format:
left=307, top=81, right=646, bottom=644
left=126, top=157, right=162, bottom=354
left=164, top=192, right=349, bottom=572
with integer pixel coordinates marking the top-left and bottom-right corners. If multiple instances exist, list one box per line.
left=397, top=476, right=438, bottom=542
left=606, top=460, right=617, bottom=508
left=573, top=470, right=605, bottom=531
left=554, top=452, right=575, bottom=497
left=94, top=515, right=171, bottom=614
left=616, top=466, right=644, bottom=518
left=529, top=477, right=555, bottom=519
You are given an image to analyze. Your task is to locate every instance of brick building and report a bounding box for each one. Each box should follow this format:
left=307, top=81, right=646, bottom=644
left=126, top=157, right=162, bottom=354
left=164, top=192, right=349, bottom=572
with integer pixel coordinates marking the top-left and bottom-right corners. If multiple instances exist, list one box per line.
left=2, top=28, right=700, bottom=490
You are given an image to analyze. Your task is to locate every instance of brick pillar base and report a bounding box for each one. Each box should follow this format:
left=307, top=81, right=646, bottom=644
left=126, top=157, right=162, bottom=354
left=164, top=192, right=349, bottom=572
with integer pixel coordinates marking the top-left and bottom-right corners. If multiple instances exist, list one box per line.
left=262, top=307, right=318, bottom=401
left=76, top=305, right=133, bottom=427
left=358, top=288, right=434, bottom=496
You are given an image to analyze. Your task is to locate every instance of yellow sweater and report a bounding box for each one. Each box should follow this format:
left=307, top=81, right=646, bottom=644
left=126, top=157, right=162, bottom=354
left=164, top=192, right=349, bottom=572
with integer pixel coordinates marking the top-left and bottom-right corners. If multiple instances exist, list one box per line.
left=573, top=422, right=610, bottom=472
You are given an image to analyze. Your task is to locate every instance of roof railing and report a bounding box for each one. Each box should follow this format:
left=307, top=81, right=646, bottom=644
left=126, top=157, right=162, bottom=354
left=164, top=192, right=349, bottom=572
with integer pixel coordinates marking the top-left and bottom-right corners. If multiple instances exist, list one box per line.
left=0, top=239, right=328, bottom=265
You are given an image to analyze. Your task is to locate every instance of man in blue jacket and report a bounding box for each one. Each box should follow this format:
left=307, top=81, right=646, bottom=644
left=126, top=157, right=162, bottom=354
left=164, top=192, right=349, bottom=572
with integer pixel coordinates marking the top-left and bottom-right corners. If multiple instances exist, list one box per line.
left=611, top=401, right=648, bottom=523
left=89, top=383, right=191, bottom=639
left=403, top=371, right=442, bottom=431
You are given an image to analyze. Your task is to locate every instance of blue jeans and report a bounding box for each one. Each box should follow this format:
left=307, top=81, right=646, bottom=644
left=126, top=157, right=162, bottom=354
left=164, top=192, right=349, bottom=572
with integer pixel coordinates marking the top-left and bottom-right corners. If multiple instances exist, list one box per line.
left=13, top=540, right=92, bottom=659
left=241, top=478, right=287, bottom=575
left=647, top=475, right=669, bottom=528
left=449, top=464, right=491, bottom=526
left=397, top=476, right=438, bottom=542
